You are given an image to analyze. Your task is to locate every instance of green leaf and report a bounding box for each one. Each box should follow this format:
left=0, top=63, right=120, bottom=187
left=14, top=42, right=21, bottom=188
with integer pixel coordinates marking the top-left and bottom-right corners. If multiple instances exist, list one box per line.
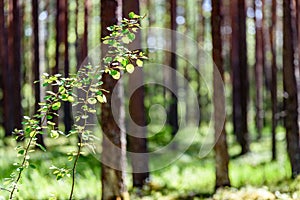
left=121, top=59, right=129, bottom=67
left=87, top=98, right=97, bottom=105
left=128, top=12, right=139, bottom=19
left=23, top=116, right=30, bottom=120
left=50, top=130, right=59, bottom=139
left=96, top=95, right=107, bottom=103
left=68, top=156, right=73, bottom=161
left=104, top=57, right=113, bottom=63
left=29, top=131, right=36, bottom=137
left=52, top=102, right=61, bottom=111
left=29, top=164, right=36, bottom=169
left=68, top=96, right=75, bottom=102
left=47, top=121, right=55, bottom=126
left=81, top=115, right=89, bottom=119
left=56, top=174, right=63, bottom=180
left=129, top=12, right=135, bottom=19
left=36, top=144, right=46, bottom=152
left=126, top=64, right=135, bottom=73
left=18, top=149, right=25, bottom=155
left=122, top=36, right=130, bottom=44
left=128, top=32, right=135, bottom=41
left=112, top=71, right=121, bottom=79
left=136, top=59, right=143, bottom=67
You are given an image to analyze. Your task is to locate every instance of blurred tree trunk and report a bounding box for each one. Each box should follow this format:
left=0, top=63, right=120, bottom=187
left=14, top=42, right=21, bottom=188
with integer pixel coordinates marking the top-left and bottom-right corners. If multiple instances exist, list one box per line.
left=0, top=0, right=3, bottom=128
left=53, top=0, right=61, bottom=126
left=62, top=0, right=72, bottom=134
left=196, top=0, right=204, bottom=126
left=82, top=0, right=88, bottom=61
left=230, top=0, right=249, bottom=155
left=167, top=0, right=179, bottom=137
left=183, top=0, right=190, bottom=123
left=254, top=0, right=265, bottom=140
left=122, top=0, right=149, bottom=188
left=0, top=0, right=12, bottom=137
left=269, top=0, right=277, bottom=160
left=7, top=0, right=22, bottom=136
left=283, top=0, right=300, bottom=178
left=75, top=0, right=79, bottom=69
left=297, top=0, right=300, bottom=76
left=55, top=0, right=72, bottom=132
left=100, top=0, right=128, bottom=199
left=32, top=0, right=45, bottom=147
left=212, top=0, right=230, bottom=189
left=75, top=0, right=89, bottom=69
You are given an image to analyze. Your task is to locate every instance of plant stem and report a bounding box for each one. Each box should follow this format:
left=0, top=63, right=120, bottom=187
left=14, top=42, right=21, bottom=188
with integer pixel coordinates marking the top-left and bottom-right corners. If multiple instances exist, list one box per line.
left=9, top=136, right=34, bottom=199
left=69, top=135, right=82, bottom=200
left=9, top=100, right=54, bottom=199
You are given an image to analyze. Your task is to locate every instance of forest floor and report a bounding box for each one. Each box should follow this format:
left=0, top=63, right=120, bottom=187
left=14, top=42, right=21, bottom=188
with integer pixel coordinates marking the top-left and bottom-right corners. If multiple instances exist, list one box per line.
left=0, top=125, right=299, bottom=199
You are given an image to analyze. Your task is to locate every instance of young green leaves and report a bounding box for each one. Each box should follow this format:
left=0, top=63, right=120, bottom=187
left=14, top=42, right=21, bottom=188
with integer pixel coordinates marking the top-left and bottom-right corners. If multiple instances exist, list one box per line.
left=102, top=12, right=147, bottom=79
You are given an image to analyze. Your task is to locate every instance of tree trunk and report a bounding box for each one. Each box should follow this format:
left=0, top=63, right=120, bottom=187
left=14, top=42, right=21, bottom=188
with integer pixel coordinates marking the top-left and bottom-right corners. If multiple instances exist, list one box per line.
left=53, top=0, right=61, bottom=126
left=254, top=0, right=265, bottom=140
left=7, top=0, right=22, bottom=136
left=62, top=0, right=72, bottom=134
left=0, top=0, right=13, bottom=138
left=82, top=0, right=88, bottom=61
left=231, top=0, right=250, bottom=155
left=283, top=0, right=300, bottom=178
left=167, top=0, right=179, bottom=137
left=269, top=0, right=277, bottom=160
left=0, top=0, right=3, bottom=129
left=122, top=0, right=149, bottom=188
left=100, top=0, right=128, bottom=199
left=196, top=0, right=204, bottom=126
left=32, top=0, right=46, bottom=147
left=212, top=0, right=230, bottom=189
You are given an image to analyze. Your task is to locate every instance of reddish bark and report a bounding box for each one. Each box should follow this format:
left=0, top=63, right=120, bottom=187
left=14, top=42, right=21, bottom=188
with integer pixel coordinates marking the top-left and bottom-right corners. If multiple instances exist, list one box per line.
left=122, top=0, right=149, bottom=188
left=168, top=0, right=179, bottom=136
left=254, top=0, right=265, bottom=140
left=7, top=0, right=22, bottom=136
left=230, top=0, right=249, bottom=155
left=212, top=0, right=230, bottom=188
left=269, top=0, right=277, bottom=160
left=101, top=0, right=128, bottom=199
left=283, top=0, right=300, bottom=177
left=32, top=0, right=45, bottom=147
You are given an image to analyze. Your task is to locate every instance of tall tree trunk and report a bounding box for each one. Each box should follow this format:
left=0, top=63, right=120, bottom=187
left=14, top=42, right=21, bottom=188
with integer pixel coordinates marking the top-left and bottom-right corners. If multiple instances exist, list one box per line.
left=297, top=0, right=300, bottom=77
left=212, top=0, right=230, bottom=189
left=0, top=0, right=12, bottom=137
left=7, top=0, right=22, bottom=136
left=53, top=0, right=61, bottom=126
left=283, top=0, right=300, bottom=178
left=122, top=0, right=149, bottom=188
left=196, top=0, right=205, bottom=126
left=100, top=0, right=128, bottom=199
left=75, top=0, right=80, bottom=69
left=183, top=0, right=190, bottom=123
left=231, top=0, right=250, bottom=155
left=32, top=0, right=45, bottom=147
left=54, top=0, right=72, bottom=132
left=61, top=0, right=72, bottom=134
left=0, top=0, right=3, bottom=128
left=270, top=0, right=277, bottom=160
left=82, top=0, right=88, bottom=61
left=254, top=0, right=265, bottom=140
left=168, top=0, right=179, bottom=137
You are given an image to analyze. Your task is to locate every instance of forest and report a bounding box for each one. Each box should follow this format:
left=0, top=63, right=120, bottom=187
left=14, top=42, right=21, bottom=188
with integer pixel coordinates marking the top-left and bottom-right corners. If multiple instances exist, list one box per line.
left=0, top=0, right=300, bottom=199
